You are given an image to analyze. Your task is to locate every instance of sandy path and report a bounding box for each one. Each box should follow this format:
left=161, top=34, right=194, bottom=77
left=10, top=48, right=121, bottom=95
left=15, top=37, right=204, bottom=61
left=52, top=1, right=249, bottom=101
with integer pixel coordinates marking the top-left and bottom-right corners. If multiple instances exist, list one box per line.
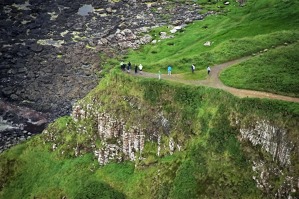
left=131, top=57, right=299, bottom=103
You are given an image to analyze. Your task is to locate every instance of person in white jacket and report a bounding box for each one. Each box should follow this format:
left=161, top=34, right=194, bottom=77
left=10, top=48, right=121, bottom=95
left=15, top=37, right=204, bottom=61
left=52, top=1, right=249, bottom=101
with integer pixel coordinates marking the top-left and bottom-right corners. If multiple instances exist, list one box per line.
left=138, top=64, right=143, bottom=74
left=207, top=66, right=211, bottom=75
left=191, top=64, right=195, bottom=73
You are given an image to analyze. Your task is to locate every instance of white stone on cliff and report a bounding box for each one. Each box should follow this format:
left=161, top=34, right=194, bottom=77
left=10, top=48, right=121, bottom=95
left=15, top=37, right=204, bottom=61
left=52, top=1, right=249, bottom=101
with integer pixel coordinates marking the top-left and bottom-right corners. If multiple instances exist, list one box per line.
left=157, top=134, right=161, bottom=156
left=169, top=137, right=175, bottom=155
left=71, top=103, right=177, bottom=166
left=240, top=120, right=292, bottom=166
left=95, top=113, right=145, bottom=165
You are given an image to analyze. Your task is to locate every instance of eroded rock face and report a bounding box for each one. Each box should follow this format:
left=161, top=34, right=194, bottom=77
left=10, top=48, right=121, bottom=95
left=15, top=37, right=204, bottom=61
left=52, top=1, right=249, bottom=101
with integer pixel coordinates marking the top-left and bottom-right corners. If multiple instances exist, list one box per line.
left=0, top=0, right=203, bottom=151
left=240, top=120, right=292, bottom=166
left=70, top=104, right=176, bottom=166
left=95, top=113, right=145, bottom=165
left=235, top=119, right=298, bottom=198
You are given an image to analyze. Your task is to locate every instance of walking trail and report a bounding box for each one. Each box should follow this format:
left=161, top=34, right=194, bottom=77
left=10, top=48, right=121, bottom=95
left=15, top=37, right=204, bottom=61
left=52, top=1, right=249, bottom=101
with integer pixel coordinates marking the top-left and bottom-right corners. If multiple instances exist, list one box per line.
left=132, top=57, right=299, bottom=103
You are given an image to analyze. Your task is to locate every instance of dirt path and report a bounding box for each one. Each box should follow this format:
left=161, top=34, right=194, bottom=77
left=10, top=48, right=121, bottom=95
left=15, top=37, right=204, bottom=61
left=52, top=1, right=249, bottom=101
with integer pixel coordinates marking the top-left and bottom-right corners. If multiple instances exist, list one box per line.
left=131, top=57, right=299, bottom=103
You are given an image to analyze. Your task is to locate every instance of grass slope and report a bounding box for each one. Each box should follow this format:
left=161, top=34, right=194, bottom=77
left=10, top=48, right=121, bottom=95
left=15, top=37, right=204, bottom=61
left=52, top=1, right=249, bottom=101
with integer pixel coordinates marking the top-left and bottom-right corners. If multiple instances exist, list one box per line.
left=220, top=42, right=299, bottom=97
left=1, top=72, right=299, bottom=198
left=0, top=140, right=125, bottom=199
left=1, top=0, right=299, bottom=198
left=123, top=0, right=299, bottom=96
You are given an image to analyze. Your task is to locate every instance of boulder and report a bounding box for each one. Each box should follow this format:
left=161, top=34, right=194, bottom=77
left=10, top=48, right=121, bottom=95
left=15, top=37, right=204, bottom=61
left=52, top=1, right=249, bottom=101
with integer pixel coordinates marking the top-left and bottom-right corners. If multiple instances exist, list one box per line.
left=204, top=41, right=211, bottom=46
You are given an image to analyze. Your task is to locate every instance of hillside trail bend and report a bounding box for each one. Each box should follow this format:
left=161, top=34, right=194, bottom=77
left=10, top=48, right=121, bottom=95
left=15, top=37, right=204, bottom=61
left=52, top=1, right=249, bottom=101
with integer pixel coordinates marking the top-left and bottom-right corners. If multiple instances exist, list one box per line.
left=129, top=57, right=299, bottom=103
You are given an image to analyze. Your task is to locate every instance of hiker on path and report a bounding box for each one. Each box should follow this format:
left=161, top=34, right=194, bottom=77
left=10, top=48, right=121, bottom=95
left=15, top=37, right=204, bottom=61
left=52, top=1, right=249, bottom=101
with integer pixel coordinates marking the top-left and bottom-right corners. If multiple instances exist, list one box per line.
left=167, top=65, right=172, bottom=75
left=191, top=64, right=195, bottom=73
left=134, top=65, right=138, bottom=74
left=127, top=62, right=131, bottom=73
left=207, top=66, right=211, bottom=75
left=120, top=61, right=125, bottom=71
left=139, top=64, right=143, bottom=74
left=158, top=70, right=161, bottom=80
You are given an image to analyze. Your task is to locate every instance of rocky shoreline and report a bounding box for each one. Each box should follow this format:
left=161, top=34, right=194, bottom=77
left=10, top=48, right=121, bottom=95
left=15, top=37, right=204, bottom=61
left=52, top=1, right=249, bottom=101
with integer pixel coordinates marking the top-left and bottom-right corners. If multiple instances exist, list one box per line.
left=0, top=0, right=205, bottom=152
left=0, top=100, right=48, bottom=153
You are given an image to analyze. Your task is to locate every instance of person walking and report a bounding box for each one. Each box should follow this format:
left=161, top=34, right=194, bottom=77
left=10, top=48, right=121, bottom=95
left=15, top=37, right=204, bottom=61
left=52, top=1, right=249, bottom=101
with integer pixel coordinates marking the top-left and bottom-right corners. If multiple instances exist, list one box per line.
left=139, top=64, right=143, bottom=74
left=167, top=65, right=172, bottom=75
left=120, top=61, right=125, bottom=71
left=191, top=64, right=195, bottom=73
left=158, top=70, right=161, bottom=80
left=207, top=66, right=211, bottom=75
left=127, top=62, right=131, bottom=73
left=134, top=65, right=138, bottom=74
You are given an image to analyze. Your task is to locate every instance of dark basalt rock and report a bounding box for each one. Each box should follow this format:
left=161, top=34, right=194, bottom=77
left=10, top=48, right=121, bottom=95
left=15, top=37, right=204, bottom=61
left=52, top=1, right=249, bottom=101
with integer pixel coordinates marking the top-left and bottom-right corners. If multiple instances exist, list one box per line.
left=0, top=0, right=203, bottom=151
left=0, top=100, right=49, bottom=153
left=30, top=44, right=43, bottom=52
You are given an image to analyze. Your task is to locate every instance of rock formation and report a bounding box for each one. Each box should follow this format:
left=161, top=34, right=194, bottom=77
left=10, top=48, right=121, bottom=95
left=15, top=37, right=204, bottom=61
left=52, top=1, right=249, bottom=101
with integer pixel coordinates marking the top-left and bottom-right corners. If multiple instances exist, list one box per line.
left=0, top=0, right=203, bottom=151
left=233, top=116, right=299, bottom=198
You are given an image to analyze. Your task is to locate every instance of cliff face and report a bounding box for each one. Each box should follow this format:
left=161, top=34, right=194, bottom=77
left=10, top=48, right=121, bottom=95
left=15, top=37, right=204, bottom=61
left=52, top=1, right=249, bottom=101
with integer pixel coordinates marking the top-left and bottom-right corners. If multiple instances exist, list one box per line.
left=44, top=99, right=179, bottom=166
left=236, top=118, right=298, bottom=198
left=41, top=73, right=299, bottom=198
left=240, top=120, right=292, bottom=166
left=71, top=106, right=175, bottom=165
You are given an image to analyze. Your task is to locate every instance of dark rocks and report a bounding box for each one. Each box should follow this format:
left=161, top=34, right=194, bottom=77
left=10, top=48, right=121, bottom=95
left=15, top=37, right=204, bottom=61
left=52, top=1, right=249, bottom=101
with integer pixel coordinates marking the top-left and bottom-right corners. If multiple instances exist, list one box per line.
left=0, top=0, right=204, bottom=152
left=0, top=99, right=49, bottom=152
left=30, top=44, right=43, bottom=52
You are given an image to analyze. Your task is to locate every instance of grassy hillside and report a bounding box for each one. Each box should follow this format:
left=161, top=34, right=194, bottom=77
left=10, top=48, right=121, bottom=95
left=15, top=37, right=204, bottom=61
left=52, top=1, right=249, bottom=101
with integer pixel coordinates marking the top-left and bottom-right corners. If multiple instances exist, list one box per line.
left=1, top=71, right=299, bottom=198
left=1, top=0, right=299, bottom=198
left=220, top=42, right=299, bottom=97
left=123, top=0, right=299, bottom=96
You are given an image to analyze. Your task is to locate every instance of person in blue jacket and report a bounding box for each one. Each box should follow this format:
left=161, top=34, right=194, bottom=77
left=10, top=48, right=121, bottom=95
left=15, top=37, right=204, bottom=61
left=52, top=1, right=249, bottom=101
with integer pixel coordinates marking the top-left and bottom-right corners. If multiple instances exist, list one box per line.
left=167, top=65, right=172, bottom=75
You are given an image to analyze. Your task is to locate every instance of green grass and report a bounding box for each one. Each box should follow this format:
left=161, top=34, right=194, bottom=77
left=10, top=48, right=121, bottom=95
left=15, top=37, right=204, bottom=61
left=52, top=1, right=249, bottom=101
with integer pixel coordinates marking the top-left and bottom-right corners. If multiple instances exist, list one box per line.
left=123, top=0, right=299, bottom=97
left=1, top=0, right=299, bottom=198
left=127, top=0, right=299, bottom=70
left=1, top=71, right=299, bottom=198
left=181, top=69, right=207, bottom=80
left=220, top=42, right=299, bottom=97
left=0, top=138, right=125, bottom=199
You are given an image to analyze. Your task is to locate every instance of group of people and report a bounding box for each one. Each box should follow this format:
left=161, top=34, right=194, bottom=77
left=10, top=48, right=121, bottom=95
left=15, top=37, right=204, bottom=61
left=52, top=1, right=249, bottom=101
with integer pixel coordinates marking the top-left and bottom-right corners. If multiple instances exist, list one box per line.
left=168, top=64, right=211, bottom=75
left=120, top=62, right=211, bottom=76
left=191, top=64, right=211, bottom=75
left=120, top=62, right=143, bottom=74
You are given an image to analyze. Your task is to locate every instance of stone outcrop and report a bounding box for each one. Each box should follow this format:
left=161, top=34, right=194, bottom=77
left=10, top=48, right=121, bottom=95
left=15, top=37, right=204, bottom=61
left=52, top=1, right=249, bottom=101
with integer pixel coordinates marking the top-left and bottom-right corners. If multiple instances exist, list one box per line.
left=95, top=113, right=145, bottom=165
left=240, top=120, right=292, bottom=166
left=72, top=105, right=175, bottom=165
left=233, top=117, right=298, bottom=198
left=62, top=103, right=176, bottom=166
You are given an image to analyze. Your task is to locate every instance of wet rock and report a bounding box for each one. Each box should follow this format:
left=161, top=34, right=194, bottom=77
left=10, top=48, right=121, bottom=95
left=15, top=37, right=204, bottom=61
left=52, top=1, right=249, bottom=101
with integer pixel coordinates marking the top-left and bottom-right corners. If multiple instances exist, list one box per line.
left=30, top=44, right=43, bottom=52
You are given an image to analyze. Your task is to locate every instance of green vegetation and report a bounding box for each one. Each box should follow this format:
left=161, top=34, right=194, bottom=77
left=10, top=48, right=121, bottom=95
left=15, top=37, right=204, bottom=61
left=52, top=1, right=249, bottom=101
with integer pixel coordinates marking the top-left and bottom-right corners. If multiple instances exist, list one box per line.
left=1, top=71, right=299, bottom=198
left=0, top=139, right=124, bottom=199
left=125, top=0, right=299, bottom=96
left=220, top=42, right=299, bottom=97
left=85, top=44, right=96, bottom=49
left=1, top=0, right=299, bottom=198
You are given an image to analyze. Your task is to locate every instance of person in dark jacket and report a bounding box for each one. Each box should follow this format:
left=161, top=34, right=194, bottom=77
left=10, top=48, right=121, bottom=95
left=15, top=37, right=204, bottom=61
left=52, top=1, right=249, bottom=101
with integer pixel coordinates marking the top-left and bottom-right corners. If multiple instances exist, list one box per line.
left=127, top=62, right=131, bottom=73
